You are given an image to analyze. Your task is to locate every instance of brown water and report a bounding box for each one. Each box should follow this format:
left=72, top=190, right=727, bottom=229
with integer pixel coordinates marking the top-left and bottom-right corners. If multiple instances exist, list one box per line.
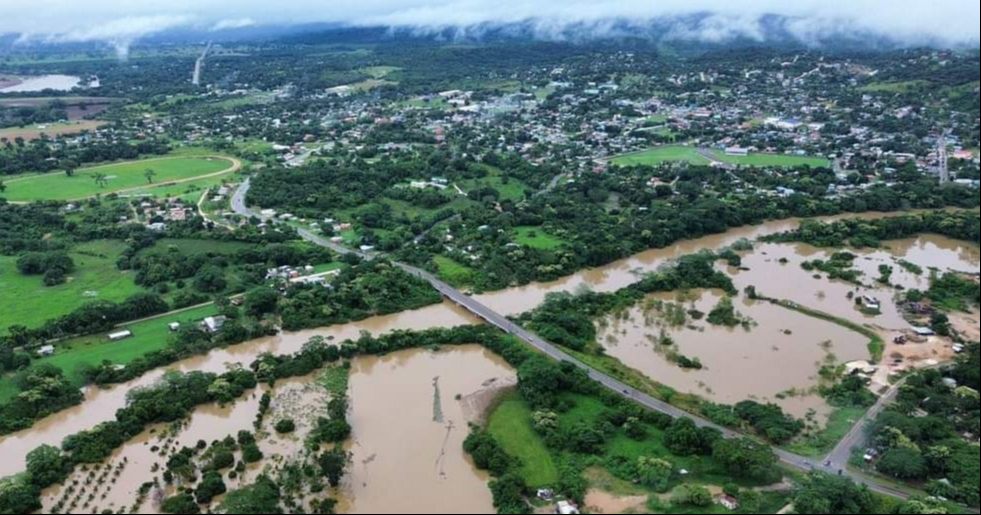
left=339, top=346, right=512, bottom=514
left=597, top=290, right=868, bottom=419
left=731, top=237, right=980, bottom=331
left=0, top=301, right=477, bottom=479
left=37, top=346, right=510, bottom=515
left=476, top=212, right=929, bottom=316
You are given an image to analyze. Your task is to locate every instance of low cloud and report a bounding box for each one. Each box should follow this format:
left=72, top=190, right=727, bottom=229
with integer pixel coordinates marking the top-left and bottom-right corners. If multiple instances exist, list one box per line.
left=210, top=18, right=257, bottom=31
left=1, top=0, right=978, bottom=51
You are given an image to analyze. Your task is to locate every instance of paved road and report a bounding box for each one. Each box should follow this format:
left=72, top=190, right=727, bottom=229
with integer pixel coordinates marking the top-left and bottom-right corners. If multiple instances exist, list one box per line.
left=233, top=177, right=925, bottom=503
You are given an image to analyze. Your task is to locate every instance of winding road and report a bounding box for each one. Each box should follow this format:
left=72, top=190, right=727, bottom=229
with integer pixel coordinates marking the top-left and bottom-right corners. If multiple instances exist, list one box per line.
left=232, top=177, right=944, bottom=504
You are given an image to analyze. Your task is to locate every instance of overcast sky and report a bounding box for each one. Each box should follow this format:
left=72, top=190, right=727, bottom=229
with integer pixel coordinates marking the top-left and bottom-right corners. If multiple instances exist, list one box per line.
left=2, top=0, right=978, bottom=47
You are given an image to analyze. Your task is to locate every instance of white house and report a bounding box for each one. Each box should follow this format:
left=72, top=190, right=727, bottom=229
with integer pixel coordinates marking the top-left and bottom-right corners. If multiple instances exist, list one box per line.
left=202, top=316, right=227, bottom=334
left=717, top=495, right=740, bottom=511
left=38, top=345, right=56, bottom=357
left=556, top=501, right=580, bottom=515
left=108, top=330, right=133, bottom=342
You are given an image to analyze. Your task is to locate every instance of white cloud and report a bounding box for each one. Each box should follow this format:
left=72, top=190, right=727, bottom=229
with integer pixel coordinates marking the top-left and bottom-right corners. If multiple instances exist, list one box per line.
left=1, top=0, right=977, bottom=49
left=210, top=18, right=257, bottom=31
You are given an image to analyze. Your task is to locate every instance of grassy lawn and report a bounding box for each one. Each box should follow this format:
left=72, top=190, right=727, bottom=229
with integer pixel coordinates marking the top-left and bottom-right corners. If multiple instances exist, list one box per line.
left=786, top=406, right=867, bottom=458
left=613, top=146, right=709, bottom=167
left=0, top=120, right=106, bottom=142
left=0, top=304, right=219, bottom=402
left=488, top=392, right=560, bottom=488
left=0, top=240, right=145, bottom=334
left=459, top=166, right=530, bottom=202
left=362, top=66, right=401, bottom=79
left=3, top=156, right=235, bottom=202
left=514, top=226, right=566, bottom=250
left=433, top=256, right=477, bottom=287
left=710, top=150, right=829, bottom=168
left=145, top=238, right=253, bottom=256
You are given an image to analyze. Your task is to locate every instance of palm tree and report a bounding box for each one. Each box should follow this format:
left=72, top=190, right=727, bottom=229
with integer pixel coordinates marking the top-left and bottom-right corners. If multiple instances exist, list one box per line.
left=92, top=173, right=109, bottom=188
left=145, top=168, right=157, bottom=184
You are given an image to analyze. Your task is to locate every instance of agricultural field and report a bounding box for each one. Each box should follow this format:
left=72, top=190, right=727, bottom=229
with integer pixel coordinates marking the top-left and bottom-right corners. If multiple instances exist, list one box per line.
left=0, top=304, right=219, bottom=402
left=709, top=150, right=830, bottom=168
left=1, top=156, right=238, bottom=202
left=612, top=146, right=710, bottom=166
left=459, top=166, right=531, bottom=201
left=514, top=226, right=566, bottom=250
left=857, top=80, right=931, bottom=93
left=0, top=120, right=106, bottom=142
left=0, top=240, right=145, bottom=335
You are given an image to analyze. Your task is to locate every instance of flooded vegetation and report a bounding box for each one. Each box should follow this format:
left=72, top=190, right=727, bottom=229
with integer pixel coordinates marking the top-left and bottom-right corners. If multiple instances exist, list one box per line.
left=34, top=346, right=510, bottom=514
left=597, top=289, right=868, bottom=420
left=0, top=301, right=477, bottom=479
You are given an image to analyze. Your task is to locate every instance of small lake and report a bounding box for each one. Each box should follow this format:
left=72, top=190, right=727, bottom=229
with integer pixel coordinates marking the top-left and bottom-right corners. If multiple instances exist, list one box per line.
left=0, top=75, right=91, bottom=93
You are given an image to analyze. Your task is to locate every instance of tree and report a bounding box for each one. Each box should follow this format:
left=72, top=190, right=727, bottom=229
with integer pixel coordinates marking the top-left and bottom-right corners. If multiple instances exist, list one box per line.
left=194, top=266, right=227, bottom=293
left=877, top=448, right=927, bottom=480
left=0, top=180, right=6, bottom=194
left=0, top=477, right=41, bottom=514
left=712, top=438, right=779, bottom=482
left=793, top=472, right=877, bottom=514
left=318, top=448, right=348, bottom=487
left=26, top=445, right=69, bottom=488
left=244, top=287, right=280, bottom=317
left=218, top=476, right=283, bottom=514
left=897, top=497, right=950, bottom=514
left=275, top=419, right=296, bottom=434
left=664, top=418, right=711, bottom=456
left=145, top=168, right=157, bottom=184
left=672, top=484, right=712, bottom=507
left=195, top=471, right=227, bottom=504
left=161, top=494, right=201, bottom=514
left=636, top=457, right=673, bottom=492
left=92, top=172, right=109, bottom=188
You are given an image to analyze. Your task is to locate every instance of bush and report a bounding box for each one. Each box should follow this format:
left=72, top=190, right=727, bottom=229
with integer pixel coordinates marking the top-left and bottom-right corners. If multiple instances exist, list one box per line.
left=275, top=419, right=296, bottom=434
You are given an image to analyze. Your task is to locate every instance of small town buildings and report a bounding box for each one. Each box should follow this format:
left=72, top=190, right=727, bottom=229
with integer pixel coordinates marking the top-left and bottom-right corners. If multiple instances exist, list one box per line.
left=717, top=495, right=740, bottom=511
left=202, top=316, right=227, bottom=334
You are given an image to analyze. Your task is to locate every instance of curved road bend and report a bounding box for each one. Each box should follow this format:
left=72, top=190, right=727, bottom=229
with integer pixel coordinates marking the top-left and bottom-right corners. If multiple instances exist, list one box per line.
left=233, top=178, right=927, bottom=503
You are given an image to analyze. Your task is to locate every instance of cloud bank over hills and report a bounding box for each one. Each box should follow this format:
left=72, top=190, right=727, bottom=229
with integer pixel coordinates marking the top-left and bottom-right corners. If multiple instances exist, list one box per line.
left=2, top=0, right=978, bottom=54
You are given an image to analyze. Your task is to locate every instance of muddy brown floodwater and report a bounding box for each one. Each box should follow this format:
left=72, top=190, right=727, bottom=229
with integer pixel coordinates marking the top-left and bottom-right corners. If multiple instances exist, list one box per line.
left=0, top=301, right=477, bottom=479
left=598, top=290, right=869, bottom=420
left=476, top=211, right=932, bottom=316
left=338, top=346, right=513, bottom=514
left=37, top=346, right=511, bottom=515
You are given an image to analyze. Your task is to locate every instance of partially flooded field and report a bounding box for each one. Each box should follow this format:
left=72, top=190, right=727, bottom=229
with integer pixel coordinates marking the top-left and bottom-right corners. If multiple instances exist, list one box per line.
left=597, top=290, right=869, bottom=420
left=0, top=301, right=478, bottom=479
left=35, top=346, right=511, bottom=514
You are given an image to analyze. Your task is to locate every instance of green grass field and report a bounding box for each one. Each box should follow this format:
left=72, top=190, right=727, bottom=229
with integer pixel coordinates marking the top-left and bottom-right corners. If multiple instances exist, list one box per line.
left=0, top=304, right=219, bottom=402
left=487, top=392, right=560, bottom=488
left=710, top=150, right=829, bottom=168
left=786, top=406, right=867, bottom=458
left=2, top=156, right=236, bottom=202
left=0, top=240, right=145, bottom=335
left=857, top=80, right=931, bottom=93
left=433, top=256, right=477, bottom=287
left=514, top=226, right=566, bottom=250
left=459, top=166, right=530, bottom=202
left=612, top=146, right=709, bottom=167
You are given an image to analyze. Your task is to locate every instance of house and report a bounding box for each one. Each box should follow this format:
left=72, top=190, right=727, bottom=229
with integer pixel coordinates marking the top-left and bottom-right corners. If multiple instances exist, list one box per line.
left=108, top=330, right=133, bottom=342
left=717, top=495, right=740, bottom=511
left=537, top=489, right=555, bottom=502
left=202, top=316, right=227, bottom=334
left=556, top=501, right=580, bottom=515
left=911, top=326, right=935, bottom=337
left=725, top=147, right=750, bottom=157
left=38, top=345, right=55, bottom=357
left=168, top=322, right=181, bottom=332
left=860, top=296, right=881, bottom=311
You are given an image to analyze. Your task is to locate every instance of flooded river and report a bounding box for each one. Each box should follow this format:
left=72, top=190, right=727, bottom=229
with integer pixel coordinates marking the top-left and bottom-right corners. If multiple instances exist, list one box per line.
left=37, top=346, right=509, bottom=515
left=3, top=210, right=977, bottom=511
left=0, top=301, right=477, bottom=479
